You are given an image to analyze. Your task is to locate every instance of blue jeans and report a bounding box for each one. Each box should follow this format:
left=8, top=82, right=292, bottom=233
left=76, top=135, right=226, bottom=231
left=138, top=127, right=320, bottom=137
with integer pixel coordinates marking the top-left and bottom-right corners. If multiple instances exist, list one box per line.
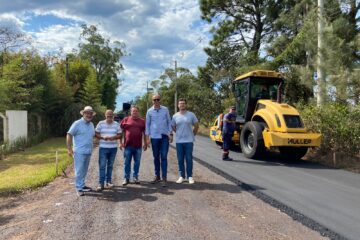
left=176, top=142, right=194, bottom=178
left=98, top=147, right=117, bottom=184
left=123, top=146, right=142, bottom=179
left=74, top=152, right=91, bottom=191
left=151, top=134, right=169, bottom=179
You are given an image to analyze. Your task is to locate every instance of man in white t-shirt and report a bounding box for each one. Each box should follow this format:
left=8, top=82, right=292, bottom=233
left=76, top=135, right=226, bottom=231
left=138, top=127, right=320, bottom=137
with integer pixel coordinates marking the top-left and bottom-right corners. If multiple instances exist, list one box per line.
left=95, top=109, right=122, bottom=191
left=171, top=98, right=199, bottom=184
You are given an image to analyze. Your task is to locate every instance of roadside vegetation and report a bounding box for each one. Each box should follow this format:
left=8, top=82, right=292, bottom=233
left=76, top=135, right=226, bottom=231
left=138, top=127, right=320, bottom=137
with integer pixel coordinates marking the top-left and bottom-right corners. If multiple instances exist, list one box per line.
left=299, top=103, right=360, bottom=172
left=0, top=138, right=71, bottom=196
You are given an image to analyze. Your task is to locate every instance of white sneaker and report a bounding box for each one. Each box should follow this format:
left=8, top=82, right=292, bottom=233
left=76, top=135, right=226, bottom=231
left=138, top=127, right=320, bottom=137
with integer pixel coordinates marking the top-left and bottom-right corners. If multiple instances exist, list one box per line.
left=176, top=177, right=184, bottom=183
left=188, top=177, right=195, bottom=184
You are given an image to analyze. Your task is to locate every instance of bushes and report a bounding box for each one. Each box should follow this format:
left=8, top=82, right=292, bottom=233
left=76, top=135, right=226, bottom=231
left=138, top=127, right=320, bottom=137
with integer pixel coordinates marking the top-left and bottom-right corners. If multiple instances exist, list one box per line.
left=298, top=103, right=360, bottom=156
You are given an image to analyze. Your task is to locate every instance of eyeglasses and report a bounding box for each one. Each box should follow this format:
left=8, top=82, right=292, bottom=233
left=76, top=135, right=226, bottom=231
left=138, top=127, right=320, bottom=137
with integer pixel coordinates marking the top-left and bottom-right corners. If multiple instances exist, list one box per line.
left=106, top=115, right=113, bottom=118
left=153, top=99, right=160, bottom=101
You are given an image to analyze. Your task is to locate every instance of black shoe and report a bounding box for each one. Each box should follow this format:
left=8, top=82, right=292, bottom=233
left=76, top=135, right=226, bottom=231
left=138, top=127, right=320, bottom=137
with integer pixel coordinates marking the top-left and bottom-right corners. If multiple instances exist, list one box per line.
left=222, top=157, right=233, bottom=161
left=134, top=177, right=140, bottom=184
left=150, top=176, right=161, bottom=184
left=162, top=178, right=167, bottom=187
left=77, top=190, right=85, bottom=196
left=82, top=186, right=92, bottom=192
left=122, top=178, right=129, bottom=186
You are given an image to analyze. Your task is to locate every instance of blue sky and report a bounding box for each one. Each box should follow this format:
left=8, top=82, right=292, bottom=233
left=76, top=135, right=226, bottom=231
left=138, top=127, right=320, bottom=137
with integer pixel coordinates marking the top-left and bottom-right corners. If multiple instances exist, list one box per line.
left=0, top=0, right=212, bottom=111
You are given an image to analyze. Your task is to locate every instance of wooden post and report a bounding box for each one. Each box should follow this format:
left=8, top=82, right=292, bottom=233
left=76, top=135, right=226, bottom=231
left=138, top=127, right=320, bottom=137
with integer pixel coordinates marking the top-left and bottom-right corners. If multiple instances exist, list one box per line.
left=55, top=151, right=59, bottom=176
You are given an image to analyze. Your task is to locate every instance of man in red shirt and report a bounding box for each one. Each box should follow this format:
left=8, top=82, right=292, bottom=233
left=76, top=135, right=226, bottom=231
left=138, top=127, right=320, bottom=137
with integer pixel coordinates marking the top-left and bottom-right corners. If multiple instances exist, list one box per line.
left=120, top=106, right=147, bottom=185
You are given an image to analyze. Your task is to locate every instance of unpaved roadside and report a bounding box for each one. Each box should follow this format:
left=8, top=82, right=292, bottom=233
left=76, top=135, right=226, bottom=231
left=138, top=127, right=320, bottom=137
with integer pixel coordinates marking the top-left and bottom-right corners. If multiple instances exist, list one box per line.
left=0, top=147, right=327, bottom=240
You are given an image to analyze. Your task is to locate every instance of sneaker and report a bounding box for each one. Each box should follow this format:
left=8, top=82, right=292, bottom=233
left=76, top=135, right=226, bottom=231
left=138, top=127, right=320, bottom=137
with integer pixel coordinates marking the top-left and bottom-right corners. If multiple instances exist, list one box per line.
left=176, top=177, right=184, bottom=184
left=77, top=190, right=85, bottom=196
left=122, top=178, right=129, bottom=186
left=188, top=177, right=195, bottom=184
left=150, top=176, right=161, bottom=184
left=96, top=183, right=104, bottom=191
left=133, top=177, right=140, bottom=184
left=106, top=182, right=114, bottom=188
left=162, top=178, right=167, bottom=187
left=82, top=186, right=92, bottom=192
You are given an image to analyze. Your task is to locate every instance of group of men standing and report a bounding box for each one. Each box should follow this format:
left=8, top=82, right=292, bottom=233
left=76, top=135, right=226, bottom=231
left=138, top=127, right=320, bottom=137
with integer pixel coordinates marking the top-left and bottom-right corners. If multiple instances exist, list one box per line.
left=66, top=94, right=199, bottom=196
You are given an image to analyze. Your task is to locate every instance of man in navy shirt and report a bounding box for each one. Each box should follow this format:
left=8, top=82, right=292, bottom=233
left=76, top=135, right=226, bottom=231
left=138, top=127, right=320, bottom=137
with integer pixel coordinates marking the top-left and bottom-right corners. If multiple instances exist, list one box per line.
left=222, top=106, right=236, bottom=161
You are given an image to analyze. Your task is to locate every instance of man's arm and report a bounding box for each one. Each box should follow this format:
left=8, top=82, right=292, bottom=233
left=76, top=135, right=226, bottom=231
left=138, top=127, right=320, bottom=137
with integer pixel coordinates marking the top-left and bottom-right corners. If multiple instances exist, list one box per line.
left=166, top=109, right=173, bottom=143
left=119, top=133, right=124, bottom=150
left=66, top=133, right=74, bottom=157
left=95, top=132, right=102, bottom=139
left=193, top=122, right=199, bottom=136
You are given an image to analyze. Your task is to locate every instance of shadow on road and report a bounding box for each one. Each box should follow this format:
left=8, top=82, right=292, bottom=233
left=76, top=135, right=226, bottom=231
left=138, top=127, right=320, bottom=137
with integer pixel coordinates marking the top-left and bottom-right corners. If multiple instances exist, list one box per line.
left=0, top=214, right=14, bottom=226
left=83, top=180, right=256, bottom=202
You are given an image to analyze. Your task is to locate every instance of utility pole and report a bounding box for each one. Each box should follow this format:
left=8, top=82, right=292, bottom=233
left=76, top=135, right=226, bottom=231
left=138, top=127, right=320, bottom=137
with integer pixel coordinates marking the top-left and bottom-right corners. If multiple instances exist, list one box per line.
left=65, top=56, right=69, bottom=83
left=174, top=60, right=178, bottom=114
left=146, top=80, right=153, bottom=110
left=317, top=0, right=325, bottom=106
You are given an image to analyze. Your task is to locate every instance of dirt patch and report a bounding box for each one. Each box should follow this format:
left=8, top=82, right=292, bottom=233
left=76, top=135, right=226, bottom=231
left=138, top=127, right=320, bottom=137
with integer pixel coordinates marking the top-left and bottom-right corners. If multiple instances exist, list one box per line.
left=0, top=147, right=327, bottom=240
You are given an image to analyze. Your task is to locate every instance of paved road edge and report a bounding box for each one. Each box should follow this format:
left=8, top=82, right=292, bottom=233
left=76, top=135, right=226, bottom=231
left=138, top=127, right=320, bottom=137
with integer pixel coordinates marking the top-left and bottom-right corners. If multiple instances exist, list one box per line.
left=169, top=145, right=346, bottom=240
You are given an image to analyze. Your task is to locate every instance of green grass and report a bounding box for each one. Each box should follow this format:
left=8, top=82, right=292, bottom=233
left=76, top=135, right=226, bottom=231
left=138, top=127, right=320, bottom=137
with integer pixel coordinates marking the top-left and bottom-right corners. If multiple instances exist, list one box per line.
left=0, top=138, right=72, bottom=195
left=198, top=124, right=210, bottom=137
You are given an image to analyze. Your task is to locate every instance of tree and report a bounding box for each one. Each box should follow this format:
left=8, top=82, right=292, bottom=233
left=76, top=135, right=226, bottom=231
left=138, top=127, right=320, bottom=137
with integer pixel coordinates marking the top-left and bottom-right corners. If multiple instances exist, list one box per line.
left=79, top=68, right=102, bottom=108
left=79, top=24, right=125, bottom=109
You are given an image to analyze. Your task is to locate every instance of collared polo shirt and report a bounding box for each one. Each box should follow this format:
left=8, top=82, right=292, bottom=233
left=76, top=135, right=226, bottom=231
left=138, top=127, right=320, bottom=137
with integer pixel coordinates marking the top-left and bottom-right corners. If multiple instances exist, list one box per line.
left=67, top=118, right=95, bottom=154
left=95, top=120, right=122, bottom=148
left=145, top=105, right=172, bottom=139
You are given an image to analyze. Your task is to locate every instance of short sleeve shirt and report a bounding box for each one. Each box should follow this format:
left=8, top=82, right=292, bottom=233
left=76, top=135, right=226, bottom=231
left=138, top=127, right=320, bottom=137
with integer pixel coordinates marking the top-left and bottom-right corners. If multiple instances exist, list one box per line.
left=222, top=112, right=236, bottom=134
left=67, top=118, right=95, bottom=154
left=95, top=120, right=122, bottom=148
left=171, top=111, right=198, bottom=143
left=120, top=117, right=146, bottom=148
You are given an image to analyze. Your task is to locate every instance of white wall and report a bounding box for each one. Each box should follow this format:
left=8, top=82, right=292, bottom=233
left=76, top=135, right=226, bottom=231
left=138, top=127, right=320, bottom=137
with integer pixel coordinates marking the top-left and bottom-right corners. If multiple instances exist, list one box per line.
left=6, top=110, right=27, bottom=143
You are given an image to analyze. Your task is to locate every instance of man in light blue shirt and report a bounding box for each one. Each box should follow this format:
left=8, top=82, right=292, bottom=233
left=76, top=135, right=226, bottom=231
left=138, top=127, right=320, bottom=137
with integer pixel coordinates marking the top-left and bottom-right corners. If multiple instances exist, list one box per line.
left=67, top=106, right=96, bottom=196
left=171, top=98, right=199, bottom=184
left=145, top=94, right=173, bottom=187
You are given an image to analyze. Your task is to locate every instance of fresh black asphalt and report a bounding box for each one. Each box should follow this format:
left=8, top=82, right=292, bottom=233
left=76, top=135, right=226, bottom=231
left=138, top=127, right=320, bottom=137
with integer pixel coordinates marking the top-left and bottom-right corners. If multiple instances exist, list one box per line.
left=174, top=135, right=360, bottom=240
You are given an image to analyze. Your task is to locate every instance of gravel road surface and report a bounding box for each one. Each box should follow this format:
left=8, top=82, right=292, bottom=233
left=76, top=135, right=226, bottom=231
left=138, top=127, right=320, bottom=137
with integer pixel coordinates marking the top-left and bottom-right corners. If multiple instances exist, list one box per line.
left=0, top=146, right=326, bottom=240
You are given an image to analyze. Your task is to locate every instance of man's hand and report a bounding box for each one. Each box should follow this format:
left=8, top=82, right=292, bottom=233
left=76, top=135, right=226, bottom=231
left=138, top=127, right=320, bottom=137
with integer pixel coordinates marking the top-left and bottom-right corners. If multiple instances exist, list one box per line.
left=169, top=134, right=173, bottom=143
left=143, top=144, right=147, bottom=151
left=119, top=143, right=124, bottom=151
left=67, top=148, right=74, bottom=157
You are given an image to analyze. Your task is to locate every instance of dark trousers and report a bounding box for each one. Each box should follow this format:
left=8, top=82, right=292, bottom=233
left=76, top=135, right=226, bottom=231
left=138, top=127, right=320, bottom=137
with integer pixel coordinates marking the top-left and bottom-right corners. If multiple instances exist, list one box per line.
left=222, top=132, right=233, bottom=153
left=150, top=134, right=169, bottom=179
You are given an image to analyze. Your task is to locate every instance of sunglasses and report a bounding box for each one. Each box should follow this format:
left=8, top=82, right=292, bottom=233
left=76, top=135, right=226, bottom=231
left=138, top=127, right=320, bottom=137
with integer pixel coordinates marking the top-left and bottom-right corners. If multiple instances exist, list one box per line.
left=153, top=99, right=160, bottom=101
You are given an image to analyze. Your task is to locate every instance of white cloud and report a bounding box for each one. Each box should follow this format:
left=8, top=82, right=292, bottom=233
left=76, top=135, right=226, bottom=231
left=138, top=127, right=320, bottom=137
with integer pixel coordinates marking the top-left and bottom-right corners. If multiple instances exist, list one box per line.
left=0, top=13, right=26, bottom=29
left=0, top=0, right=211, bottom=110
left=29, top=24, right=82, bottom=55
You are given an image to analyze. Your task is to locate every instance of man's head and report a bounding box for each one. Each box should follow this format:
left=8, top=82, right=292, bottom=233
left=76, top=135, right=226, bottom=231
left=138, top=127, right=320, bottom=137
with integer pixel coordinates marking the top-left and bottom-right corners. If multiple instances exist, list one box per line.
left=152, top=94, right=161, bottom=108
left=130, top=106, right=140, bottom=118
left=105, top=109, right=114, bottom=123
left=229, top=106, right=236, bottom=113
left=80, top=106, right=96, bottom=122
left=178, top=98, right=187, bottom=111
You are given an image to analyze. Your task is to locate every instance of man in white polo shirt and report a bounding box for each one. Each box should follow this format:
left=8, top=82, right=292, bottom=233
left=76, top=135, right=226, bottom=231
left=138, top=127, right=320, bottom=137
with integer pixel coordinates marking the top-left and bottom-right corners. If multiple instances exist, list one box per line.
left=95, top=109, right=122, bottom=191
